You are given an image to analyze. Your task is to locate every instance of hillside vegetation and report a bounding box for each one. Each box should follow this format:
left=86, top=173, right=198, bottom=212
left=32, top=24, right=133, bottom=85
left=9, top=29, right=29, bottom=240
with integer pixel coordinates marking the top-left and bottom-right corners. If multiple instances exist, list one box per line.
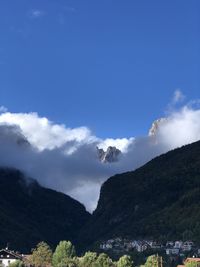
left=79, top=140, right=200, bottom=248
left=0, top=168, right=90, bottom=252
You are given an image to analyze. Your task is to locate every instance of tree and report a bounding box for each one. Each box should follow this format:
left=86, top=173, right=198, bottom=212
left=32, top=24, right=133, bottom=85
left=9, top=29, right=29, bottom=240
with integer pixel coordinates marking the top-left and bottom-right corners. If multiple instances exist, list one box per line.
left=185, top=262, right=200, bottom=267
left=9, top=261, right=24, bottom=267
left=79, top=252, right=98, bottom=267
left=95, top=253, right=113, bottom=267
left=145, top=255, right=162, bottom=267
left=30, top=241, right=53, bottom=267
left=117, top=255, right=133, bottom=267
left=55, top=258, right=78, bottom=267
left=52, top=241, right=76, bottom=267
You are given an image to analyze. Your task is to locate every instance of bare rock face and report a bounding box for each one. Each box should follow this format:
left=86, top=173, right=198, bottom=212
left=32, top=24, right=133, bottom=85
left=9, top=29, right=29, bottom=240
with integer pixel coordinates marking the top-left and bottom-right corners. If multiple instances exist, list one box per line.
left=97, top=146, right=121, bottom=163
left=148, top=118, right=167, bottom=136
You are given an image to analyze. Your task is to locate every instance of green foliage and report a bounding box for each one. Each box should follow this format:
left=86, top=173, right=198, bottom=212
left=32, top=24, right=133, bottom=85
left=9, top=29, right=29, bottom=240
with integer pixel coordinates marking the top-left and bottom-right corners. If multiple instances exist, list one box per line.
left=185, top=261, right=200, bottom=267
left=95, top=253, right=113, bottom=267
left=117, top=255, right=133, bottom=267
left=79, top=251, right=116, bottom=267
left=9, top=260, right=24, bottom=267
left=30, top=241, right=53, bottom=267
left=52, top=241, right=76, bottom=267
left=55, top=258, right=78, bottom=267
left=144, top=255, right=162, bottom=267
left=79, top=252, right=98, bottom=267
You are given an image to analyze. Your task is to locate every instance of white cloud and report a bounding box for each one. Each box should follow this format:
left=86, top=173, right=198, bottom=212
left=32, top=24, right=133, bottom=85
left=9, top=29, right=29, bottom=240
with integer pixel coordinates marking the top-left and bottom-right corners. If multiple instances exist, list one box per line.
left=158, top=106, right=200, bottom=149
left=69, top=181, right=101, bottom=212
left=0, top=97, right=200, bottom=212
left=98, top=137, right=134, bottom=153
left=0, top=112, right=96, bottom=151
left=0, top=112, right=132, bottom=211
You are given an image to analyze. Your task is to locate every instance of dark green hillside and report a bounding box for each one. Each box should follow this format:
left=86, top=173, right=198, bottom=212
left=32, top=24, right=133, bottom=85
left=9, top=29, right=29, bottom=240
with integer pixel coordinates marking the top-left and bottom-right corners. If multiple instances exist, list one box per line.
left=79, top=140, right=200, bottom=248
left=0, top=168, right=90, bottom=252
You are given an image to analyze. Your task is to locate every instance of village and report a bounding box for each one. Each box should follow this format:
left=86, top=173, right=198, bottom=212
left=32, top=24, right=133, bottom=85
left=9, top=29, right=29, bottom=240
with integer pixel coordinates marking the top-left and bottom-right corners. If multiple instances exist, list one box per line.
left=100, top=238, right=200, bottom=257
left=0, top=242, right=200, bottom=267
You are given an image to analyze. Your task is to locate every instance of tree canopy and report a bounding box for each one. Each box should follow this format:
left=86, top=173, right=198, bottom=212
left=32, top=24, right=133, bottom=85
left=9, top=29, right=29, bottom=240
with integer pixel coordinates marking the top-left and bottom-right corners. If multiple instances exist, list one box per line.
left=9, top=260, right=24, bottom=267
left=117, top=255, right=133, bottom=267
left=95, top=253, right=113, bottom=267
left=185, top=261, right=200, bottom=267
left=144, top=255, right=162, bottom=267
left=52, top=241, right=76, bottom=267
left=30, top=241, right=53, bottom=267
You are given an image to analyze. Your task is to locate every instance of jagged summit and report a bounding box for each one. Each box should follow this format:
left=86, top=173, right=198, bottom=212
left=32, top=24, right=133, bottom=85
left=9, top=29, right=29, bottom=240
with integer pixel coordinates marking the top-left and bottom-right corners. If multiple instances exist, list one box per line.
left=97, top=146, right=121, bottom=163
left=148, top=118, right=167, bottom=136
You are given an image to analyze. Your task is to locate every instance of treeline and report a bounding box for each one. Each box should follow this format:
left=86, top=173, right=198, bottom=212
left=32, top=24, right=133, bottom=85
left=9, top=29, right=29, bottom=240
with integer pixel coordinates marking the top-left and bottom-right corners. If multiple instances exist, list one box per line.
left=9, top=241, right=168, bottom=267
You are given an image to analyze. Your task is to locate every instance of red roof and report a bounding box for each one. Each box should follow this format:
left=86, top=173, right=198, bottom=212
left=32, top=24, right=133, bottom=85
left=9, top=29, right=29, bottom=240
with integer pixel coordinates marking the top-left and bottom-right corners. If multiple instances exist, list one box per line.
left=185, top=258, right=200, bottom=262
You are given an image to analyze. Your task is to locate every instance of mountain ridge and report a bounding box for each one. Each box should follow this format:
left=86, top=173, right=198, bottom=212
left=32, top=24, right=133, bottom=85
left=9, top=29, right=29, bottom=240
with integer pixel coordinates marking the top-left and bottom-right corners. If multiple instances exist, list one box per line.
left=78, top=140, right=200, bottom=250
left=0, top=168, right=91, bottom=252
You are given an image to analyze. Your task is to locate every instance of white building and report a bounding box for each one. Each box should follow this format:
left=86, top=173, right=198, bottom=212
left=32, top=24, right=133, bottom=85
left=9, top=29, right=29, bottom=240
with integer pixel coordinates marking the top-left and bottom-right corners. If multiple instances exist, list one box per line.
left=166, top=241, right=174, bottom=247
left=0, top=248, right=22, bottom=267
left=135, top=241, right=149, bottom=252
left=182, top=241, right=194, bottom=251
left=166, top=248, right=180, bottom=255
left=174, top=241, right=183, bottom=249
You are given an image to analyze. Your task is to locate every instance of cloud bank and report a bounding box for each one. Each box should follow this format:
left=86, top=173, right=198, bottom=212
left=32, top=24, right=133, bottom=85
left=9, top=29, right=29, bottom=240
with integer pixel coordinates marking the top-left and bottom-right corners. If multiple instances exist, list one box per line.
left=0, top=96, right=200, bottom=211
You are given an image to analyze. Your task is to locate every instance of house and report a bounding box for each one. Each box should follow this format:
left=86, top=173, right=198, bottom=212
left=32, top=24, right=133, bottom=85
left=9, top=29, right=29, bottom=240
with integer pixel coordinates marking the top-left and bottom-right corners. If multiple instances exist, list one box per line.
left=166, top=241, right=174, bottom=247
left=150, top=241, right=162, bottom=249
left=0, top=248, right=22, bottom=267
left=166, top=248, right=180, bottom=255
left=145, top=240, right=154, bottom=247
left=131, top=241, right=137, bottom=248
left=114, top=237, right=122, bottom=243
left=100, top=243, right=113, bottom=250
left=135, top=241, right=149, bottom=252
left=174, top=241, right=183, bottom=249
left=182, top=241, right=194, bottom=251
left=124, top=241, right=134, bottom=251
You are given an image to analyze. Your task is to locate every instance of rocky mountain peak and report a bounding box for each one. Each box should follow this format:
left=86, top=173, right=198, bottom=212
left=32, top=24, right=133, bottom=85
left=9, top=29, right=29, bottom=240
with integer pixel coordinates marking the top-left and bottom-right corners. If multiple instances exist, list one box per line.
left=97, top=146, right=121, bottom=163
left=148, top=118, right=167, bottom=136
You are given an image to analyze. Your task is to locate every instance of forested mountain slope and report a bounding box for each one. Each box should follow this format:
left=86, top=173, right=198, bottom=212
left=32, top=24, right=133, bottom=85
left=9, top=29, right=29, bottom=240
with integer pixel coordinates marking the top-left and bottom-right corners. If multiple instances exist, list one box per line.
left=79, top=140, right=200, bottom=248
left=0, top=168, right=91, bottom=252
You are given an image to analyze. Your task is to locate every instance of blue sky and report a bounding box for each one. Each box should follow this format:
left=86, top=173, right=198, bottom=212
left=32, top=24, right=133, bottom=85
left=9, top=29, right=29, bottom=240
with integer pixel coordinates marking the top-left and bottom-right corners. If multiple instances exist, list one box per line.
left=0, top=0, right=199, bottom=139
